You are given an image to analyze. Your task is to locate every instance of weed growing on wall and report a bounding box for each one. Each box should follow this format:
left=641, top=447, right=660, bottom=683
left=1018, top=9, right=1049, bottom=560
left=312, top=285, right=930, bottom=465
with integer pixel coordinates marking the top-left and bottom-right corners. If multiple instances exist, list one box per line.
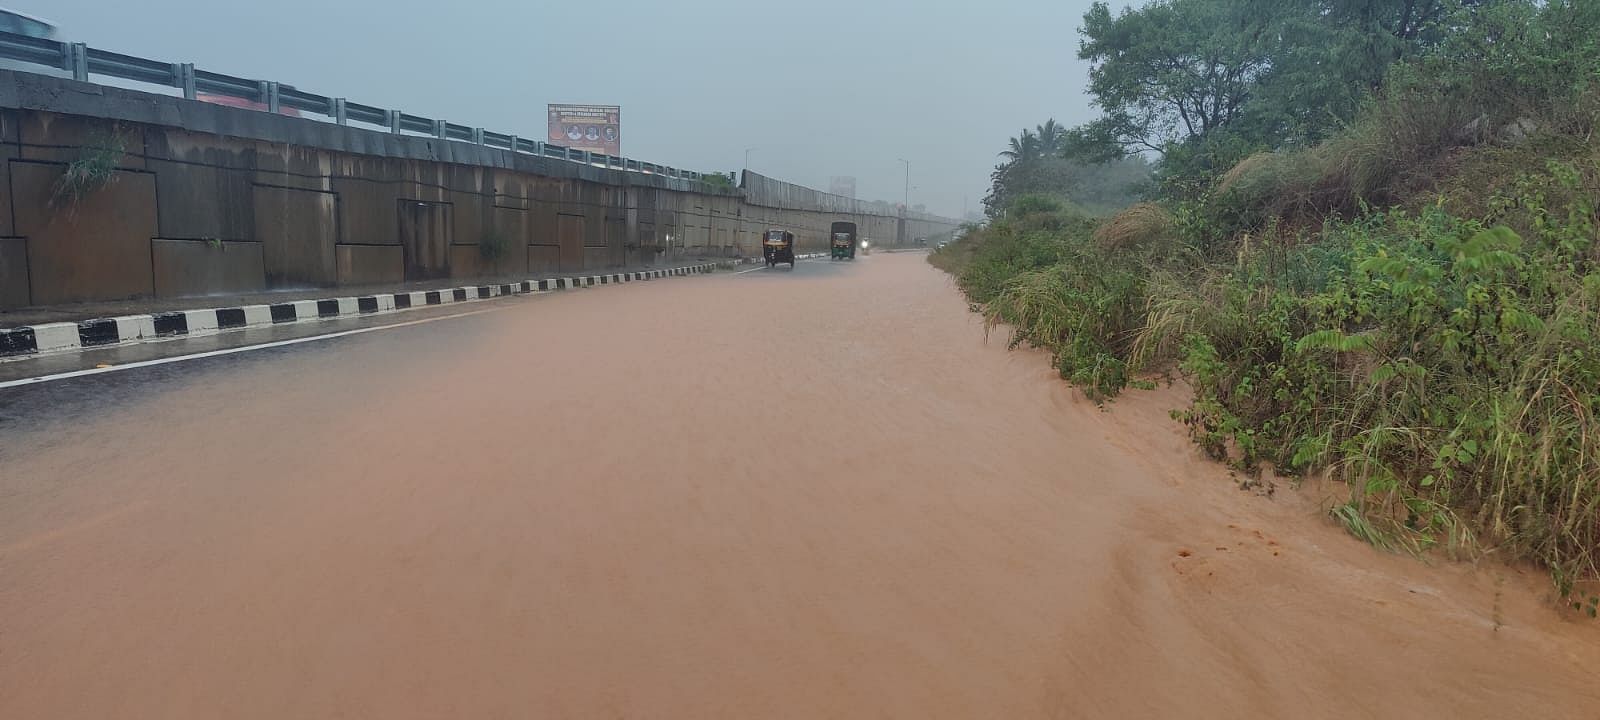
left=50, top=127, right=128, bottom=212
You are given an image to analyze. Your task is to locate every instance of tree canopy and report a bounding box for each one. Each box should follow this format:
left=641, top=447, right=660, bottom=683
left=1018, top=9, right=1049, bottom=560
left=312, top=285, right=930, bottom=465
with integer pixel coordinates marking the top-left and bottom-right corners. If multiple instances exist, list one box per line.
left=980, top=0, right=1490, bottom=206
left=983, top=119, right=1151, bottom=217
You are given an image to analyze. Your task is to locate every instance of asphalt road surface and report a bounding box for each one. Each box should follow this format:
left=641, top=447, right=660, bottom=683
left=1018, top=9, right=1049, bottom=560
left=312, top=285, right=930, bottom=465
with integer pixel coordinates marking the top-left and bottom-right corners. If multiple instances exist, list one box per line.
left=3, top=253, right=1598, bottom=718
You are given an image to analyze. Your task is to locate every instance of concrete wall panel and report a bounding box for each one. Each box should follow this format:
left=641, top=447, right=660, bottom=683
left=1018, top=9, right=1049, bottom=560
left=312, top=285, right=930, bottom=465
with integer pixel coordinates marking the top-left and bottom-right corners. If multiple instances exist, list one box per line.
left=557, top=213, right=585, bottom=272
left=452, top=190, right=488, bottom=253
left=337, top=245, right=404, bottom=286
left=20, top=113, right=146, bottom=170
left=335, top=177, right=403, bottom=245
left=399, top=201, right=452, bottom=281
left=528, top=245, right=560, bottom=275
left=0, top=120, right=14, bottom=236
left=254, top=185, right=337, bottom=286
left=152, top=238, right=266, bottom=298
left=410, top=161, right=448, bottom=203
left=527, top=198, right=557, bottom=247
left=0, top=108, right=17, bottom=144
left=254, top=142, right=331, bottom=191
left=14, top=162, right=157, bottom=304
left=487, top=206, right=528, bottom=277
left=606, top=218, right=626, bottom=267
left=0, top=236, right=28, bottom=309
left=398, top=202, right=451, bottom=284
left=449, top=245, right=480, bottom=279
left=147, top=130, right=255, bottom=241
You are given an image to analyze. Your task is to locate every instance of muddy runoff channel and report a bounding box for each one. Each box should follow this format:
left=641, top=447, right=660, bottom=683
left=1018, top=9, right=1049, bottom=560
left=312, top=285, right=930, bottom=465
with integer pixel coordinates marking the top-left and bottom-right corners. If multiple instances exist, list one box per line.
left=2, top=253, right=1597, bottom=718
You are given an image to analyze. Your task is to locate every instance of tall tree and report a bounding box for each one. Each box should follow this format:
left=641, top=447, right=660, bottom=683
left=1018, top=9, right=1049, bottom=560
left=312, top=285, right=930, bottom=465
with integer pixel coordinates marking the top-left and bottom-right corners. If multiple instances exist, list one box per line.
left=1034, top=119, right=1068, bottom=156
left=1259, top=0, right=1475, bottom=144
left=1067, top=0, right=1484, bottom=194
left=999, top=129, right=1040, bottom=164
left=1075, top=0, right=1282, bottom=154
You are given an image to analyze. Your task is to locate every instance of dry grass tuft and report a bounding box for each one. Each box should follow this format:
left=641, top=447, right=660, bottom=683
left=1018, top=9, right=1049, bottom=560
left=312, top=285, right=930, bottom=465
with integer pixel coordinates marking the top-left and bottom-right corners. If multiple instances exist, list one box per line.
left=1094, top=202, right=1175, bottom=250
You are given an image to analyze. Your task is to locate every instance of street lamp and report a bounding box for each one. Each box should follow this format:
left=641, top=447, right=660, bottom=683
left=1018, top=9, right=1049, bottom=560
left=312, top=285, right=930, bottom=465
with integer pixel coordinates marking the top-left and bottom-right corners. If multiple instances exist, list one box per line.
left=744, top=147, right=757, bottom=170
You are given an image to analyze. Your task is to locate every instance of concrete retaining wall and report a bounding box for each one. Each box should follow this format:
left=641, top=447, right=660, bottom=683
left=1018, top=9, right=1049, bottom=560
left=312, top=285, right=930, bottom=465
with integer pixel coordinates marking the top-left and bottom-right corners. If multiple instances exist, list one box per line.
left=741, top=171, right=958, bottom=248
left=0, top=71, right=960, bottom=310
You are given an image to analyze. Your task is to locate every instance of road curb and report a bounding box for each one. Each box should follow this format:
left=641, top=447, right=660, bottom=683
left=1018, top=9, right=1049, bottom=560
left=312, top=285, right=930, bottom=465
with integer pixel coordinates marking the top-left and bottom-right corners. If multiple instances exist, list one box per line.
left=0, top=257, right=822, bottom=360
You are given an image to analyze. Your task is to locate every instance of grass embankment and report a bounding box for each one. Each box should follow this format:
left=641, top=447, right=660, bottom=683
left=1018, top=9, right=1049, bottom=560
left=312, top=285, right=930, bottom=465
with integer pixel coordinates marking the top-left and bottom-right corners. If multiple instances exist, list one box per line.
left=934, top=5, right=1600, bottom=601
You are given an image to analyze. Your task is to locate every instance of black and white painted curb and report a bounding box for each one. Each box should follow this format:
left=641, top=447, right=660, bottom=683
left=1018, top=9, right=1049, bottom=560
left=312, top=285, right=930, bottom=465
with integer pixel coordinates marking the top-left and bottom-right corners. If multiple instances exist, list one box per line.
left=0, top=254, right=829, bottom=359
left=0, top=264, right=725, bottom=358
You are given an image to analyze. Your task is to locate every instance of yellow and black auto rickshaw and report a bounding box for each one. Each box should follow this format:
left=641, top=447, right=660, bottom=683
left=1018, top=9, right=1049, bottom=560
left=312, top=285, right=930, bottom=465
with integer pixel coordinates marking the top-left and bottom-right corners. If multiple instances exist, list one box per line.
left=763, top=229, right=796, bottom=268
left=830, top=221, right=857, bottom=260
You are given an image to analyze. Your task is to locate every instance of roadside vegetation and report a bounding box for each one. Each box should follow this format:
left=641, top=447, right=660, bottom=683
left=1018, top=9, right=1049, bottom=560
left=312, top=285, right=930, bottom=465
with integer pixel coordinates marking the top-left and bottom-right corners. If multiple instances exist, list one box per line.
left=50, top=126, right=127, bottom=212
left=700, top=171, right=738, bottom=189
left=935, top=0, right=1600, bottom=600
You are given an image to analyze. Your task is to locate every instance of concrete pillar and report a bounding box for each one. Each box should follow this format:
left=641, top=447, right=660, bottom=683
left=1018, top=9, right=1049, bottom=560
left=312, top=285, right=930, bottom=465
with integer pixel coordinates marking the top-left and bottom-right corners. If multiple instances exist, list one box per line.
left=67, top=43, right=88, bottom=81
left=177, top=63, right=196, bottom=100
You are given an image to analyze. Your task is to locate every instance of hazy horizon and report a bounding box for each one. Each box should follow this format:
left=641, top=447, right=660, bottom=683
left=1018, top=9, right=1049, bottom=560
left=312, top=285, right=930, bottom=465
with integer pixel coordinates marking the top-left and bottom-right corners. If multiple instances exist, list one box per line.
left=19, top=0, right=1123, bottom=217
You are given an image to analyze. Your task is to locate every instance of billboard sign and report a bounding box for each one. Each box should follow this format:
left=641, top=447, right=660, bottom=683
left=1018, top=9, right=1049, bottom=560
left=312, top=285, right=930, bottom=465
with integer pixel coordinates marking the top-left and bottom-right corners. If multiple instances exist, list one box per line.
left=547, top=104, right=621, bottom=155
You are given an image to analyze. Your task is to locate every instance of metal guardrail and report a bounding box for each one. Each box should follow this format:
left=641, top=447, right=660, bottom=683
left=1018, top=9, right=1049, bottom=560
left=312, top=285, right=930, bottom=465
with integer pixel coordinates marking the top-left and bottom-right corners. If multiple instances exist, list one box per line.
left=0, top=30, right=705, bottom=182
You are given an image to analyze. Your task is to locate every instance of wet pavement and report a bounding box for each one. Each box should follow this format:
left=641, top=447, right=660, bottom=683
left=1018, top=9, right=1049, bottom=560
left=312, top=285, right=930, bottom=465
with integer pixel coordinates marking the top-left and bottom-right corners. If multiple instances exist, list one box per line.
left=0, top=300, right=508, bottom=385
left=2, top=253, right=1598, bottom=719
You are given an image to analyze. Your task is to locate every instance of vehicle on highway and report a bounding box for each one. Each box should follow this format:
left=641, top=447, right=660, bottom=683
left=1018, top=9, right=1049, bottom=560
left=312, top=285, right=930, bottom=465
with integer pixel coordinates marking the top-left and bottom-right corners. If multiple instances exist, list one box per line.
left=0, top=8, right=57, bottom=38
left=762, top=229, right=796, bottom=268
left=0, top=9, right=67, bottom=79
left=830, top=221, right=857, bottom=260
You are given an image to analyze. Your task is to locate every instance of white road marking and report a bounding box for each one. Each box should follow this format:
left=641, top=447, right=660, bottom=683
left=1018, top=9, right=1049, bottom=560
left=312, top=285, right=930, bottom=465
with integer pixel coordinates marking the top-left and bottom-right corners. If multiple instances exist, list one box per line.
left=0, top=307, right=505, bottom=390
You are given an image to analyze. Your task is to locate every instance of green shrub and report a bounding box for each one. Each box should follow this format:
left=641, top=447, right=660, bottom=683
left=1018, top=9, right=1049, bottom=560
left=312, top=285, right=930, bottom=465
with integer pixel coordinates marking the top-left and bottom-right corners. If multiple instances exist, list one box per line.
left=953, top=215, right=1093, bottom=304
left=1177, top=197, right=1600, bottom=588
left=700, top=172, right=737, bottom=189
left=941, top=137, right=1600, bottom=592
left=1008, top=194, right=1068, bottom=218
left=935, top=0, right=1600, bottom=593
left=983, top=245, right=1146, bottom=400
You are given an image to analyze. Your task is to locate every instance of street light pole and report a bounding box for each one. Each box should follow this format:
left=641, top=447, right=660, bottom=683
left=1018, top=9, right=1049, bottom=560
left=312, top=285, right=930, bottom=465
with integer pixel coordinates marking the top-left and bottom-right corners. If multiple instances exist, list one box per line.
left=744, top=147, right=757, bottom=171
left=895, top=158, right=911, bottom=248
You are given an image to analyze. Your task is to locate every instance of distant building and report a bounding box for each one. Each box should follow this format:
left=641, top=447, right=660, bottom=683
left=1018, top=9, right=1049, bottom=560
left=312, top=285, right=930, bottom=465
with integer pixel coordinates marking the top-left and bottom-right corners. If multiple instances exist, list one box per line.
left=828, top=176, right=856, bottom=199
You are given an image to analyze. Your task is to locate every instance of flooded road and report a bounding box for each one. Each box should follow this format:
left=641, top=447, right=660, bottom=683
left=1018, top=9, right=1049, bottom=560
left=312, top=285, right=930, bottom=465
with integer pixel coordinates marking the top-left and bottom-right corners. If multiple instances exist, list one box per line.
left=3, top=253, right=1598, bottom=718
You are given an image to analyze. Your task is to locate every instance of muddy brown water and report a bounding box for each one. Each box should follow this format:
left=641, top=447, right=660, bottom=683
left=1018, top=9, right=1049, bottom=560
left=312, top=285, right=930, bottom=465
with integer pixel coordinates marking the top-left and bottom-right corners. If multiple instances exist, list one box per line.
left=2, top=254, right=1598, bottom=718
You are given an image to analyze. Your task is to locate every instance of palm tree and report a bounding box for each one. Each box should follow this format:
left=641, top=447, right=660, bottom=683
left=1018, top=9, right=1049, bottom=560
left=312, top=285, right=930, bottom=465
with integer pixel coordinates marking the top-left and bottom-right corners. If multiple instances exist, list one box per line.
left=999, top=129, right=1040, bottom=164
left=988, top=119, right=1074, bottom=217
left=998, top=120, right=1067, bottom=165
left=1034, top=119, right=1067, bottom=157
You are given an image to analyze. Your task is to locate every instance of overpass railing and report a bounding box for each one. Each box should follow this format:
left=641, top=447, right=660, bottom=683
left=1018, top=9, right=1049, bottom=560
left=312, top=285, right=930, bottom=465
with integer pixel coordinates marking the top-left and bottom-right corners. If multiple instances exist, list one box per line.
left=0, top=30, right=705, bottom=183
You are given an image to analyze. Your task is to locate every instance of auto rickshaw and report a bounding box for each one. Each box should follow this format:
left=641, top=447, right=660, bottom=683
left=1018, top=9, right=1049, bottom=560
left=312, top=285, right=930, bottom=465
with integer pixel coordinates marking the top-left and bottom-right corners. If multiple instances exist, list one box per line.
left=763, top=229, right=796, bottom=268
left=830, top=221, right=858, bottom=260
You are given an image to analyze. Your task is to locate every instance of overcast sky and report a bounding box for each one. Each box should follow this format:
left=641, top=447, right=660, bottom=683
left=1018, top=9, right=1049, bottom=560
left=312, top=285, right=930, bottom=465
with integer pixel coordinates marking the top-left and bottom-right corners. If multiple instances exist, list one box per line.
left=23, top=0, right=1123, bottom=217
